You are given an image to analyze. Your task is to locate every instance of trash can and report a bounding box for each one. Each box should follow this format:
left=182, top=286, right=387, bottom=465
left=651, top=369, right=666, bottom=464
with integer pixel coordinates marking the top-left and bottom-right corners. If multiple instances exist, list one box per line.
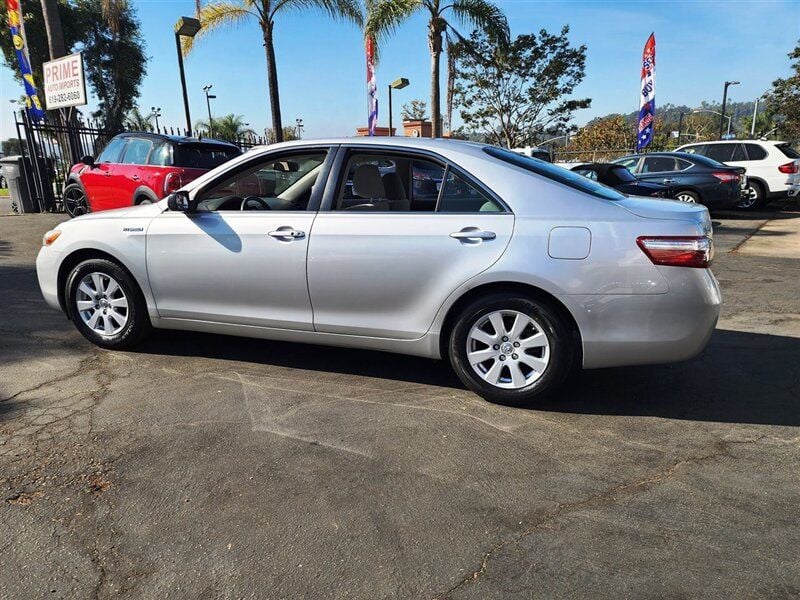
left=0, top=155, right=38, bottom=213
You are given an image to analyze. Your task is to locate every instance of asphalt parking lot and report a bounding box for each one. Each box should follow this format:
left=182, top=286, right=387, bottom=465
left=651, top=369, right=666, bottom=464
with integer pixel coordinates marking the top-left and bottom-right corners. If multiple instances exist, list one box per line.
left=1, top=205, right=799, bottom=599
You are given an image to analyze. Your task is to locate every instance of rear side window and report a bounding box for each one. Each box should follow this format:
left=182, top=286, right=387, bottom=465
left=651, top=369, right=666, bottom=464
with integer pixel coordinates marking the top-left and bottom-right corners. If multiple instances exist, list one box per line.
left=704, top=143, right=744, bottom=162
left=777, top=144, right=800, bottom=159
left=642, top=156, right=679, bottom=173
left=149, top=143, right=172, bottom=166
left=174, top=144, right=240, bottom=169
left=97, top=137, right=126, bottom=163
left=122, top=138, right=154, bottom=165
left=438, top=169, right=503, bottom=212
left=744, top=144, right=767, bottom=160
left=484, top=146, right=624, bottom=201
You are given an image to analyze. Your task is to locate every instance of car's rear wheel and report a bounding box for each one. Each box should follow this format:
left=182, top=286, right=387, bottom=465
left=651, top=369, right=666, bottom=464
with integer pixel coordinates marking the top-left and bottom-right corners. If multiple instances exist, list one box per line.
left=736, top=180, right=766, bottom=210
left=448, top=294, right=576, bottom=406
left=65, top=259, right=151, bottom=349
left=63, top=183, right=89, bottom=217
left=675, top=190, right=700, bottom=203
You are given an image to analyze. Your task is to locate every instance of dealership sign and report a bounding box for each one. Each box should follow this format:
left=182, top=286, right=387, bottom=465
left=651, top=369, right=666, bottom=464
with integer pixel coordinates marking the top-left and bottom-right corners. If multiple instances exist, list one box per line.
left=43, top=52, right=87, bottom=109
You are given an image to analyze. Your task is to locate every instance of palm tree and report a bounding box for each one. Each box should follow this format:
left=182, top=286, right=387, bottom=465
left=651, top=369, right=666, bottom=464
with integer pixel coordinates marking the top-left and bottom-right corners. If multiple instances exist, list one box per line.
left=195, top=114, right=256, bottom=140
left=185, top=1, right=363, bottom=143
left=126, top=106, right=155, bottom=131
left=366, top=0, right=508, bottom=138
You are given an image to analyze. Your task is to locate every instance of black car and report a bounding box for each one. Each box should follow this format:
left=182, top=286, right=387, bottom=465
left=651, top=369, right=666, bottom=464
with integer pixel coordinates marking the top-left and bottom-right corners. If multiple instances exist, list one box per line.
left=611, top=152, right=746, bottom=209
left=570, top=163, right=672, bottom=197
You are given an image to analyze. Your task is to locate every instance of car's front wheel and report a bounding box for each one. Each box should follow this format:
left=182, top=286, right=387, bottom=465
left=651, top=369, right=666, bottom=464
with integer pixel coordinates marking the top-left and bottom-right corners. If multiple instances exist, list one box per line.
left=448, top=294, right=576, bottom=406
left=65, top=259, right=151, bottom=349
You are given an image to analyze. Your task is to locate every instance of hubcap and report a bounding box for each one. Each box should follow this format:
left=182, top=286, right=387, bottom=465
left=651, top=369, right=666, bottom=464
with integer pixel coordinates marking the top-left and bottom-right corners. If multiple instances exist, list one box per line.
left=76, top=272, right=129, bottom=336
left=466, top=310, right=551, bottom=390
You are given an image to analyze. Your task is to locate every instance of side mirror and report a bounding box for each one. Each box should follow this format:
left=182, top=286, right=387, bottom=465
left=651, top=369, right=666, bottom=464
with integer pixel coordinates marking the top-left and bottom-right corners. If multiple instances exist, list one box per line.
left=167, top=191, right=196, bottom=213
left=80, top=155, right=95, bottom=168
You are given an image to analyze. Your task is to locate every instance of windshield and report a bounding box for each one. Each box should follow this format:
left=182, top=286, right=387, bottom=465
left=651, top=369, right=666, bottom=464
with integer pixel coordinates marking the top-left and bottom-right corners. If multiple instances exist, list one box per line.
left=777, top=144, right=800, bottom=159
left=483, top=147, right=625, bottom=201
left=174, top=144, right=241, bottom=169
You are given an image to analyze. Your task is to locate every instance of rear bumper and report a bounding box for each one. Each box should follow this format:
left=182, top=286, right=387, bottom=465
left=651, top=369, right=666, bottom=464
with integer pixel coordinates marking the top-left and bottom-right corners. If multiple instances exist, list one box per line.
left=567, top=268, right=721, bottom=369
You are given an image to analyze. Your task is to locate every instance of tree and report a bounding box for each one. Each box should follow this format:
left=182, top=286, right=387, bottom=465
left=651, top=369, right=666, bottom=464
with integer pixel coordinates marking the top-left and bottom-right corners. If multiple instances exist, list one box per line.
left=265, top=126, right=299, bottom=144
left=764, top=40, right=800, bottom=142
left=563, top=115, right=632, bottom=161
left=2, top=139, right=24, bottom=156
left=40, top=0, right=67, bottom=58
left=195, top=114, right=256, bottom=140
left=452, top=26, right=590, bottom=149
left=366, top=0, right=509, bottom=138
left=185, top=1, right=362, bottom=144
left=401, top=99, right=427, bottom=120
left=125, top=106, right=155, bottom=131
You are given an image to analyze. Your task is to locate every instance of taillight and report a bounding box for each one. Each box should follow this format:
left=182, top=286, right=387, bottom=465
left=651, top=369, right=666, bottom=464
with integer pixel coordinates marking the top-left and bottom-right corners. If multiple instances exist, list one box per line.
left=164, top=172, right=183, bottom=195
left=712, top=171, right=739, bottom=183
left=778, top=162, right=799, bottom=174
left=637, top=236, right=713, bottom=268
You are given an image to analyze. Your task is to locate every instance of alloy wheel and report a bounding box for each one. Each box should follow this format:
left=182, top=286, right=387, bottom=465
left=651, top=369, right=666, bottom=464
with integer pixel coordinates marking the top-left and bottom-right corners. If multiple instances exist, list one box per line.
left=675, top=193, right=696, bottom=203
left=466, top=310, right=551, bottom=389
left=64, top=186, right=89, bottom=216
left=735, top=186, right=759, bottom=209
left=75, top=272, right=129, bottom=336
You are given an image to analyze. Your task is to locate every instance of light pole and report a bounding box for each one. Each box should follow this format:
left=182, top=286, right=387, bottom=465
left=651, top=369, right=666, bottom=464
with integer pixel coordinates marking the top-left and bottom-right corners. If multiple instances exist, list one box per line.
left=151, top=106, right=162, bottom=131
left=388, top=77, right=409, bottom=136
left=719, top=80, right=740, bottom=139
left=203, top=84, right=216, bottom=137
left=677, top=112, right=685, bottom=145
left=174, top=16, right=201, bottom=135
left=295, top=118, right=304, bottom=139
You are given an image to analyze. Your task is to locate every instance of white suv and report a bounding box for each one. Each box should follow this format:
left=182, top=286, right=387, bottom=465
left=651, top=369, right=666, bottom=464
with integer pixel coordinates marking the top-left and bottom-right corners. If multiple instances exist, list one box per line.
left=676, top=140, right=800, bottom=209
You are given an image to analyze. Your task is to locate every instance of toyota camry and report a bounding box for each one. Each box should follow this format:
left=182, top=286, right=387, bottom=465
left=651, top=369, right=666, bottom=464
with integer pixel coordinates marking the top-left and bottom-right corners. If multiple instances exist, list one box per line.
left=36, top=138, right=721, bottom=405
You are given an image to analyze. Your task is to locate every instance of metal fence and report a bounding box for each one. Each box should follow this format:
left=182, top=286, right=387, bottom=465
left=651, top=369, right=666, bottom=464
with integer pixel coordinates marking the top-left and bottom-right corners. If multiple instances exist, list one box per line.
left=12, top=111, right=268, bottom=213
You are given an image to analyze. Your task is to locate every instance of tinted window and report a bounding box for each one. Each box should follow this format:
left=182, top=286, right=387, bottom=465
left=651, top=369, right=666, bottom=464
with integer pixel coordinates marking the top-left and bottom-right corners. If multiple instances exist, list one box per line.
left=675, top=158, right=693, bottom=171
left=438, top=169, right=503, bottom=212
left=615, top=157, right=640, bottom=172
left=174, top=144, right=240, bottom=169
left=121, top=138, right=153, bottom=165
left=703, top=143, right=743, bottom=163
left=681, top=145, right=706, bottom=156
left=682, top=153, right=727, bottom=168
left=777, top=144, right=800, bottom=159
left=607, top=166, right=637, bottom=183
left=97, top=137, right=126, bottom=163
left=573, top=168, right=599, bottom=180
left=149, top=143, right=171, bottom=166
left=642, top=156, right=679, bottom=173
left=744, top=144, right=767, bottom=160
left=483, top=147, right=625, bottom=201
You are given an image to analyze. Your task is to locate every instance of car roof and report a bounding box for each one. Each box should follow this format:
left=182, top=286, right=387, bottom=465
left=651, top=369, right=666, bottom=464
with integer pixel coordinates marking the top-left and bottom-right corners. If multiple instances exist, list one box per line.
left=115, top=131, right=239, bottom=148
left=679, top=139, right=789, bottom=146
left=251, top=136, right=489, bottom=153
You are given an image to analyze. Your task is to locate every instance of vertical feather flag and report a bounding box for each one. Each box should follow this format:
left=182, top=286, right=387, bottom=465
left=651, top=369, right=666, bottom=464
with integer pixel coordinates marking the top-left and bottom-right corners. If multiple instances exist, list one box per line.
left=5, top=0, right=46, bottom=122
left=637, top=33, right=655, bottom=150
left=366, top=37, right=378, bottom=136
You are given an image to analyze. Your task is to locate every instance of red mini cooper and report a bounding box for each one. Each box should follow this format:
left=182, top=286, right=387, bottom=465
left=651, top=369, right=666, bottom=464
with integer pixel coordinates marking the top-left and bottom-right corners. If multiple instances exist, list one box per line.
left=63, top=133, right=241, bottom=216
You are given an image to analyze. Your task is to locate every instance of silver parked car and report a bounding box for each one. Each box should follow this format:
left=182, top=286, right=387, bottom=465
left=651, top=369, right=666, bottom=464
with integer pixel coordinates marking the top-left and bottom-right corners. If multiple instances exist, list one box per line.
left=36, top=138, right=721, bottom=405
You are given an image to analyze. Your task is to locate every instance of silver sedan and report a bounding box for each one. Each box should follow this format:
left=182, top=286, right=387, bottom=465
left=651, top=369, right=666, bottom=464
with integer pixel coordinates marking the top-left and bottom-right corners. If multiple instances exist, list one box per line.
left=36, top=138, right=721, bottom=405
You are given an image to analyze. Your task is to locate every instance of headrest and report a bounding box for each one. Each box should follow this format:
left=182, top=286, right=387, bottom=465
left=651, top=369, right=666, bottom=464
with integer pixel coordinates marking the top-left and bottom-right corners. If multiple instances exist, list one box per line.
left=352, top=164, right=385, bottom=199
left=381, top=172, right=406, bottom=200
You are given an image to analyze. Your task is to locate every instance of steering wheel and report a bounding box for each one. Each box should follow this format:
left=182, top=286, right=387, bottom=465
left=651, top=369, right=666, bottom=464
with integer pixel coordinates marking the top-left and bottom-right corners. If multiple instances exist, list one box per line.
left=240, top=196, right=271, bottom=211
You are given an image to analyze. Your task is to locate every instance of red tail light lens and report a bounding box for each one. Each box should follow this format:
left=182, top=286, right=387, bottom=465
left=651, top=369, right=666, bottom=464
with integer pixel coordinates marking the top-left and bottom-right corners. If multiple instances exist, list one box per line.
left=712, top=171, right=739, bottom=183
left=778, top=162, right=799, bottom=174
left=637, top=236, right=713, bottom=268
left=164, top=172, right=183, bottom=195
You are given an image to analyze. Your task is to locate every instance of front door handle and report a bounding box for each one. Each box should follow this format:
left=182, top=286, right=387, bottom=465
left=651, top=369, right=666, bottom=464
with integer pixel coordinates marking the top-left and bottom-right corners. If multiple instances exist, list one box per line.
left=662, top=178, right=675, bottom=184
left=450, top=229, right=496, bottom=241
left=131, top=174, right=140, bottom=181
left=268, top=228, right=305, bottom=239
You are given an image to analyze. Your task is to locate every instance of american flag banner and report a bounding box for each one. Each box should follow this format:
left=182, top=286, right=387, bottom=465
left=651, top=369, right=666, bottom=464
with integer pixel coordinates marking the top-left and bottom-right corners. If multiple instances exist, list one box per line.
left=366, top=37, right=378, bottom=136
left=637, top=33, right=655, bottom=150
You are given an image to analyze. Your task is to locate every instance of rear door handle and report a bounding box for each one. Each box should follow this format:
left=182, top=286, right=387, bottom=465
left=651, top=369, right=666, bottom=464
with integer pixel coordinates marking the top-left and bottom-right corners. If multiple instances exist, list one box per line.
left=450, top=229, right=496, bottom=241
left=268, top=228, right=305, bottom=239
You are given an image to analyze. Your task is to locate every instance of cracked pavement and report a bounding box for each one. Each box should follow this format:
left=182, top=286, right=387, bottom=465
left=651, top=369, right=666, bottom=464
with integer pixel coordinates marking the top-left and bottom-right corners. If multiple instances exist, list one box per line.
left=1, top=206, right=799, bottom=598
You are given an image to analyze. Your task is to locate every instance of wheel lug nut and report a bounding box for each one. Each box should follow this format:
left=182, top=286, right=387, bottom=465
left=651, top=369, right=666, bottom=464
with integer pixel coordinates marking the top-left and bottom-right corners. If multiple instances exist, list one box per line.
left=512, top=353, right=518, bottom=360
left=513, top=342, right=520, bottom=348
left=499, top=355, right=506, bottom=361
left=502, top=336, right=508, bottom=342
left=493, top=344, right=500, bottom=350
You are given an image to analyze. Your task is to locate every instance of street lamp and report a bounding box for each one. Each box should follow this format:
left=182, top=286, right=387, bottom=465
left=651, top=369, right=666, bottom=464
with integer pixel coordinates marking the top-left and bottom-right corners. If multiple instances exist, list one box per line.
left=692, top=109, right=732, bottom=136
left=719, top=80, right=740, bottom=139
left=174, top=16, right=201, bottom=135
left=151, top=106, right=162, bottom=131
left=203, top=85, right=216, bottom=138
left=295, top=118, right=304, bottom=139
left=388, top=77, right=409, bottom=137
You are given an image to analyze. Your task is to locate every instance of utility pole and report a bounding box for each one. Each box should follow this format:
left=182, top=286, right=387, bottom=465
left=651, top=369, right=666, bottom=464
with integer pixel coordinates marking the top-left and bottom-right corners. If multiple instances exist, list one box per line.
left=203, top=85, right=216, bottom=137
left=719, top=81, right=740, bottom=139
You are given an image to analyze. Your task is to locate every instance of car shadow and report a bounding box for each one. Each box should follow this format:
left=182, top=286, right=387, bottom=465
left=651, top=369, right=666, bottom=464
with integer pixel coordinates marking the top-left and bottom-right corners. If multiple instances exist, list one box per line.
left=134, top=328, right=800, bottom=427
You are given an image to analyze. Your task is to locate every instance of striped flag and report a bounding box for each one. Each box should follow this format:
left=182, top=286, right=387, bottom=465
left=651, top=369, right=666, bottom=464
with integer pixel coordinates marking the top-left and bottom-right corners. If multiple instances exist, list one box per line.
left=6, top=0, right=46, bottom=122
left=366, top=37, right=378, bottom=136
left=637, top=33, right=655, bottom=150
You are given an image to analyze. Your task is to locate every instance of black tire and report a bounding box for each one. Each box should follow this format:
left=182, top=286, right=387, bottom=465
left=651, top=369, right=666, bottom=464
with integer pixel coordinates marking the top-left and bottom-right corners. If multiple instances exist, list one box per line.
left=674, top=189, right=700, bottom=204
left=65, top=258, right=152, bottom=349
left=63, top=182, right=90, bottom=217
left=736, top=180, right=767, bottom=210
left=135, top=196, right=153, bottom=205
left=448, top=293, right=577, bottom=406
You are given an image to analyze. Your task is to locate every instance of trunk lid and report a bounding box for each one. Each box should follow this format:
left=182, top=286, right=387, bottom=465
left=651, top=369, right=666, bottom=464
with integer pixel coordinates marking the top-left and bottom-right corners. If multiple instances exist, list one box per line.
left=616, top=196, right=712, bottom=233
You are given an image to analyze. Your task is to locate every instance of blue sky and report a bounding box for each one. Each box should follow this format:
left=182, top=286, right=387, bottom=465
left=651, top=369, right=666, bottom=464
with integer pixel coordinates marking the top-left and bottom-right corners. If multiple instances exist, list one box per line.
left=1, top=0, right=799, bottom=141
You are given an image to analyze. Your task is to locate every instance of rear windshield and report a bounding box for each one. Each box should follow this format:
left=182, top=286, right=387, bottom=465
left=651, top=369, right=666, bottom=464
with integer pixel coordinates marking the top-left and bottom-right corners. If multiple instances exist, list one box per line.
left=483, top=147, right=625, bottom=201
left=174, top=144, right=240, bottom=169
left=777, top=144, right=800, bottom=159
left=681, top=152, right=727, bottom=169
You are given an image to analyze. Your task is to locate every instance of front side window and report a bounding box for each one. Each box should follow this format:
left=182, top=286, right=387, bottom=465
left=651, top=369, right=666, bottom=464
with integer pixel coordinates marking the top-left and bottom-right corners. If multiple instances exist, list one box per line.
left=615, top=157, right=640, bottom=172
left=97, top=137, right=126, bottom=163
left=122, top=138, right=154, bottom=165
left=195, top=150, right=327, bottom=212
